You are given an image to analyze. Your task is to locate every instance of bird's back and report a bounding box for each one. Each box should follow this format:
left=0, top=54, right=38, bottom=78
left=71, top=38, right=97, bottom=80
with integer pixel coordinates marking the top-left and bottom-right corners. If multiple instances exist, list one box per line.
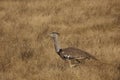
left=61, top=47, right=97, bottom=60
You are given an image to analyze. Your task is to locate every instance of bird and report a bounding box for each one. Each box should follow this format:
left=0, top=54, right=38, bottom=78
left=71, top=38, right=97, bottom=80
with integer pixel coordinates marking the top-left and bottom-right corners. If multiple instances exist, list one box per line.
left=49, top=32, right=97, bottom=67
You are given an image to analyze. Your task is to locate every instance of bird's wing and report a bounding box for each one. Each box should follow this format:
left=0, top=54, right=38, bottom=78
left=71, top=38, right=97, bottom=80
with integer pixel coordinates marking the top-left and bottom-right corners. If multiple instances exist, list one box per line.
left=62, top=47, right=89, bottom=58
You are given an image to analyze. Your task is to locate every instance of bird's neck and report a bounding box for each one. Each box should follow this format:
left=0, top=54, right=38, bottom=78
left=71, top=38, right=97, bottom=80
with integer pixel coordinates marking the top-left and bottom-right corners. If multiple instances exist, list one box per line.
left=52, top=36, right=61, bottom=53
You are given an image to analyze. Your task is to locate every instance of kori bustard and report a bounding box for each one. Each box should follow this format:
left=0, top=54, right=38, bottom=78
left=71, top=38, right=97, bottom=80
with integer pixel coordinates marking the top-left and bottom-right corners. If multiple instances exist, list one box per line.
left=49, top=32, right=97, bottom=67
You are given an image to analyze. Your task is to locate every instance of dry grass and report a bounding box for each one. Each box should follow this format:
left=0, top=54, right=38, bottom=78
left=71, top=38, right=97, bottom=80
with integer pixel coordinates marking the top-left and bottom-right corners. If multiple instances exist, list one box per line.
left=0, top=0, right=120, bottom=80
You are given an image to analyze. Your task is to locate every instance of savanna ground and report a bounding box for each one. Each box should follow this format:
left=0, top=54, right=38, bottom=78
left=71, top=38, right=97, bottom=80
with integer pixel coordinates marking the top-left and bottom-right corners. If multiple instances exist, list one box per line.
left=0, top=0, right=120, bottom=80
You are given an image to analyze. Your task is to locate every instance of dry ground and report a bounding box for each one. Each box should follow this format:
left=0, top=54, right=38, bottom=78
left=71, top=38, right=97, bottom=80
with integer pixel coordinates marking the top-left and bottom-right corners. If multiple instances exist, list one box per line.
left=0, top=0, right=120, bottom=80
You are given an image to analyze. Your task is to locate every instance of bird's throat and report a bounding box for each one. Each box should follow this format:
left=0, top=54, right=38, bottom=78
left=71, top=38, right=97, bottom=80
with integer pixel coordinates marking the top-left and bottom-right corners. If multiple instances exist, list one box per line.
left=53, top=36, right=61, bottom=53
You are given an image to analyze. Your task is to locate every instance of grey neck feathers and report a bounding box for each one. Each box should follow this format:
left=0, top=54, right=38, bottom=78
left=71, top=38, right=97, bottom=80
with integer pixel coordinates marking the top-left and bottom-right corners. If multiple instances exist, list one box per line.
left=52, top=36, right=61, bottom=53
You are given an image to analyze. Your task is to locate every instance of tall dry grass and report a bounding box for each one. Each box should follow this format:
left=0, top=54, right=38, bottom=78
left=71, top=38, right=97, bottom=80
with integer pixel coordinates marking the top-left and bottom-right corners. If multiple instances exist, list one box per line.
left=0, top=0, right=120, bottom=80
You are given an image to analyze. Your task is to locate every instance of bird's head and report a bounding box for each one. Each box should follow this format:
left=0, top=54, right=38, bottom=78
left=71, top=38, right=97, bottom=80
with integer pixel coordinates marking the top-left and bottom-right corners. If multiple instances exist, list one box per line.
left=49, top=32, right=60, bottom=38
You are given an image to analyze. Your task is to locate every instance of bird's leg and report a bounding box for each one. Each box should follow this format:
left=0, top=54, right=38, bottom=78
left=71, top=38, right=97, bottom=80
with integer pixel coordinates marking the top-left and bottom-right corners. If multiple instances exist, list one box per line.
left=68, top=60, right=71, bottom=67
left=75, top=59, right=81, bottom=63
left=76, top=59, right=86, bottom=64
left=68, top=60, right=75, bottom=68
left=76, top=57, right=88, bottom=64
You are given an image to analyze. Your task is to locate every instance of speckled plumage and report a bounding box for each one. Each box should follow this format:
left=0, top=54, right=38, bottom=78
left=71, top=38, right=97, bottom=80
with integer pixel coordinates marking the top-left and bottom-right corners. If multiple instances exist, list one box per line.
left=58, top=47, right=97, bottom=60
left=50, top=32, right=97, bottom=67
